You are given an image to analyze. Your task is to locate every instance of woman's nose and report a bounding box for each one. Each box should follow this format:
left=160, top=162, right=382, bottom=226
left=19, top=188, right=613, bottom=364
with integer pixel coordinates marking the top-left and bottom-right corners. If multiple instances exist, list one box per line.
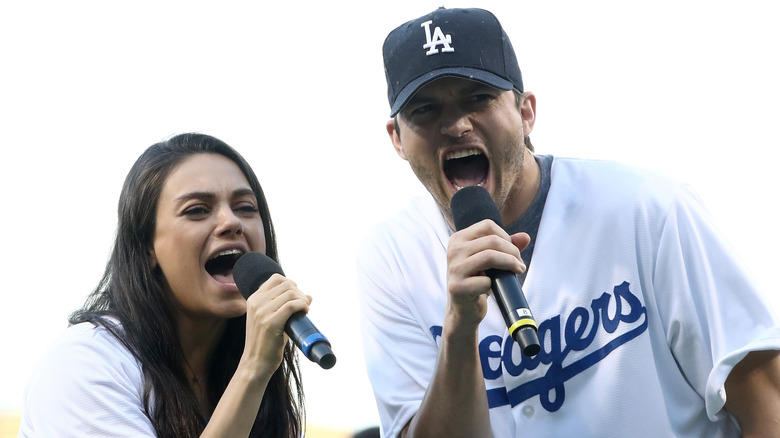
left=215, top=207, right=243, bottom=237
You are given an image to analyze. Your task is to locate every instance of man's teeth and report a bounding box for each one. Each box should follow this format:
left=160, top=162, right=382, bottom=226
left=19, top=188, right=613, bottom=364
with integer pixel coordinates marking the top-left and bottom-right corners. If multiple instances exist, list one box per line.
left=445, top=148, right=487, bottom=190
left=445, top=148, right=482, bottom=161
left=453, top=180, right=486, bottom=190
left=209, top=248, right=244, bottom=260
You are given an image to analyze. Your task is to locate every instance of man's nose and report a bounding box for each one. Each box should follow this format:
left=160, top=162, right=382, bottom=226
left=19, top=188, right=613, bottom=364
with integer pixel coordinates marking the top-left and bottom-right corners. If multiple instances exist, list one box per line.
left=440, top=106, right=473, bottom=137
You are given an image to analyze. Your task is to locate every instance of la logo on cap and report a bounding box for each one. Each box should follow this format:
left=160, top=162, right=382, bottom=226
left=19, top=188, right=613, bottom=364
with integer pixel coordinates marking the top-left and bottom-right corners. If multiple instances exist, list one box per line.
left=421, top=20, right=454, bottom=56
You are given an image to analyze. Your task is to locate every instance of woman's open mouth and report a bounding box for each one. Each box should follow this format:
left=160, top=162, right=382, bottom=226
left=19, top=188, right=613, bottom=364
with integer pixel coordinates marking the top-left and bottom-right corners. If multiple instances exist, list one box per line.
left=205, top=249, right=244, bottom=284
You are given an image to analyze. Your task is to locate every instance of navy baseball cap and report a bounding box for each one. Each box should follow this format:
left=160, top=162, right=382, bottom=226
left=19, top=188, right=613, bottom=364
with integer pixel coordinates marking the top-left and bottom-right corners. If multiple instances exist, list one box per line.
left=383, top=7, right=524, bottom=117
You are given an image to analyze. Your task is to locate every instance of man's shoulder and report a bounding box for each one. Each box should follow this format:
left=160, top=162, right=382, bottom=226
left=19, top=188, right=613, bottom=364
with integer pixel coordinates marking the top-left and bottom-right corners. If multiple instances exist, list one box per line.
left=552, top=156, right=677, bottom=180
left=358, top=192, right=449, bottom=261
left=365, top=192, right=446, bottom=239
left=550, top=156, right=684, bottom=200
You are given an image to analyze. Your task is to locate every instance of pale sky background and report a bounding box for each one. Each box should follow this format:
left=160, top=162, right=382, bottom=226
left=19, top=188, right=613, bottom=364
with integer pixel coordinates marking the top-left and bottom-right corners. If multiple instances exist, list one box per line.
left=1, top=0, right=778, bottom=434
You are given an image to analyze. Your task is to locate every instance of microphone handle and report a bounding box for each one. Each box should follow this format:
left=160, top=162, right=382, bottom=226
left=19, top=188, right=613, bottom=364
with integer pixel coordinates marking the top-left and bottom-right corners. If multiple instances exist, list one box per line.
left=285, top=312, right=337, bottom=369
left=488, top=269, right=541, bottom=357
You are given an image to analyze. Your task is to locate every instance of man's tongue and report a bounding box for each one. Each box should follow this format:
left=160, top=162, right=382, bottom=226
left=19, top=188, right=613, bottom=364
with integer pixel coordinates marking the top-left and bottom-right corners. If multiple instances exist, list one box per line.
left=446, top=155, right=488, bottom=188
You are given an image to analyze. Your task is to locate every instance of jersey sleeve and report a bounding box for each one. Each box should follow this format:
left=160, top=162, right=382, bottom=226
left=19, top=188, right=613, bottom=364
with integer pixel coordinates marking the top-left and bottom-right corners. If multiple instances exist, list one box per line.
left=19, top=322, right=157, bottom=437
left=652, top=184, right=780, bottom=421
left=356, top=223, right=444, bottom=438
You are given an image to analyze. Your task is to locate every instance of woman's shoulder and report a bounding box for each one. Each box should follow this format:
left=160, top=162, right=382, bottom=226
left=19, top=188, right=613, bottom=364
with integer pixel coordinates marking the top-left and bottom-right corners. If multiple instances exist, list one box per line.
left=19, top=321, right=152, bottom=437
left=29, top=320, right=142, bottom=389
left=55, top=320, right=136, bottom=360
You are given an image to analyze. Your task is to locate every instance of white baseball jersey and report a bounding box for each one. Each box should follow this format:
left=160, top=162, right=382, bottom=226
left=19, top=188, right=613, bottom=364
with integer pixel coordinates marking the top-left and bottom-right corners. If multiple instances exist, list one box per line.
left=19, top=321, right=157, bottom=437
left=357, top=156, right=780, bottom=438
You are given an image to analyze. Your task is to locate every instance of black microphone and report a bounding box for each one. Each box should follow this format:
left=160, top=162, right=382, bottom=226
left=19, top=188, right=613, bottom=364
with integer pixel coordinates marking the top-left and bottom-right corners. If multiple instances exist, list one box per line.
left=233, top=252, right=336, bottom=369
left=450, top=186, right=540, bottom=357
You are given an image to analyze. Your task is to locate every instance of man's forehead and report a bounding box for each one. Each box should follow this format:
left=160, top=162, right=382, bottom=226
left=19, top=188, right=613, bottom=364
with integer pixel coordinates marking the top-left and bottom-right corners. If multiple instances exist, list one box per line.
left=409, top=76, right=503, bottom=101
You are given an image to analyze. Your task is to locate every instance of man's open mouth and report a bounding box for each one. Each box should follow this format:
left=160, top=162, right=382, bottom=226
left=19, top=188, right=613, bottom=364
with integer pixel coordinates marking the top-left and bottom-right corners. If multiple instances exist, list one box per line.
left=205, top=249, right=244, bottom=283
left=444, top=148, right=488, bottom=190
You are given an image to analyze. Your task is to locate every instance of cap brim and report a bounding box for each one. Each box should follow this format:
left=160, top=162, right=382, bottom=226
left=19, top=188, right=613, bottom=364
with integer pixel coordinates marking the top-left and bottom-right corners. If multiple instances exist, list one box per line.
left=389, top=67, right=514, bottom=117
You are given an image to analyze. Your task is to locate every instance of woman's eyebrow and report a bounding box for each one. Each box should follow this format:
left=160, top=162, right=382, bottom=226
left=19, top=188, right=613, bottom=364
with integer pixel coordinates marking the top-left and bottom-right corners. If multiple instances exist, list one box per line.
left=174, top=191, right=216, bottom=204
left=232, top=188, right=256, bottom=199
left=174, top=188, right=255, bottom=204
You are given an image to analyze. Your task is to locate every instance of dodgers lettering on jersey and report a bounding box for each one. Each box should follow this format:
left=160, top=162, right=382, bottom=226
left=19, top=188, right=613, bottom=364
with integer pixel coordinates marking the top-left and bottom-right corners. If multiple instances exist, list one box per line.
left=429, top=281, right=648, bottom=413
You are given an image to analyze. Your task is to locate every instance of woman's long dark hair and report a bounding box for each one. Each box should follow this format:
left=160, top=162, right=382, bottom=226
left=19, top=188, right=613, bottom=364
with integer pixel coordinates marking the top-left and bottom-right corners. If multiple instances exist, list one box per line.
left=69, top=133, right=304, bottom=438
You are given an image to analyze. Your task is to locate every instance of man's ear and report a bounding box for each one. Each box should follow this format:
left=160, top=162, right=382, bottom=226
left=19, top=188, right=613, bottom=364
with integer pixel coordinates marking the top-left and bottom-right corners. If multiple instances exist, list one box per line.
left=386, top=118, right=408, bottom=161
left=519, top=92, right=537, bottom=136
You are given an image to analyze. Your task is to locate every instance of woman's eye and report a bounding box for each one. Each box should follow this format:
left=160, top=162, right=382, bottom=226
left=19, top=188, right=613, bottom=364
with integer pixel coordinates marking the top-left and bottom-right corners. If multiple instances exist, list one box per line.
left=236, top=205, right=259, bottom=214
left=183, top=206, right=209, bottom=216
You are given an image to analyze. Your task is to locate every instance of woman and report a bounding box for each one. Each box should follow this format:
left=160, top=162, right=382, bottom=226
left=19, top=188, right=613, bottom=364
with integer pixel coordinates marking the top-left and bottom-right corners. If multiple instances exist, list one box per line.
left=19, top=133, right=306, bottom=437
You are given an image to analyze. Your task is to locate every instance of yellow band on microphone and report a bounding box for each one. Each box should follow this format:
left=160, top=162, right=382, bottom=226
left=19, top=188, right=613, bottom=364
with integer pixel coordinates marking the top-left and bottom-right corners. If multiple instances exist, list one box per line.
left=508, top=317, right=538, bottom=336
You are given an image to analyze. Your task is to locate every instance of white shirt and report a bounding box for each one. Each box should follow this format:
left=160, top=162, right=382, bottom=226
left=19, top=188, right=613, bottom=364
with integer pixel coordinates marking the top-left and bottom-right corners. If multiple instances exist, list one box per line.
left=19, top=321, right=157, bottom=437
left=357, top=157, right=780, bottom=437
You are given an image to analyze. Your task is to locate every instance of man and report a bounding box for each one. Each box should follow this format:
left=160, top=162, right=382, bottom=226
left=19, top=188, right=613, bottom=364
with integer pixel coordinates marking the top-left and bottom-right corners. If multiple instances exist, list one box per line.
left=356, top=7, right=780, bottom=438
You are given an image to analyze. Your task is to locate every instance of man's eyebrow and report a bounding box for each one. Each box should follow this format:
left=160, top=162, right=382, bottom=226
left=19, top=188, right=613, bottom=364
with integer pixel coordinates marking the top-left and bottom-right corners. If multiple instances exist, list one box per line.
left=408, top=83, right=494, bottom=104
left=406, top=94, right=434, bottom=105
left=462, top=82, right=497, bottom=94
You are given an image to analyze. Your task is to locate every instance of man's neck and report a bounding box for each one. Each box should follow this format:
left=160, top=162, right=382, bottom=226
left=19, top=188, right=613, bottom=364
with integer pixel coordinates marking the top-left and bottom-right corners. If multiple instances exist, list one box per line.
left=501, top=149, right=541, bottom=226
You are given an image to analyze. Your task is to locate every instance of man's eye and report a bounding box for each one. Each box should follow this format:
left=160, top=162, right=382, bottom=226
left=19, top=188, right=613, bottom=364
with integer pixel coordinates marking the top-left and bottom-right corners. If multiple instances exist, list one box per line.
left=470, top=94, right=493, bottom=103
left=409, top=104, right=437, bottom=116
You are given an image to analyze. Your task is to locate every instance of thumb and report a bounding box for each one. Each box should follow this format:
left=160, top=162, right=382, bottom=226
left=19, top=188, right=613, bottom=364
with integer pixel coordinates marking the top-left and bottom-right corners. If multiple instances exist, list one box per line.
left=510, top=232, right=531, bottom=253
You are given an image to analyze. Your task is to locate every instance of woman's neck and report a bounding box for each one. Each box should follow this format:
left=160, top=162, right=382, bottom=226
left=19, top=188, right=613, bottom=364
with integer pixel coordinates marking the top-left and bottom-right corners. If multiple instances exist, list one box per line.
left=178, top=317, right=226, bottom=380
left=179, top=317, right=227, bottom=416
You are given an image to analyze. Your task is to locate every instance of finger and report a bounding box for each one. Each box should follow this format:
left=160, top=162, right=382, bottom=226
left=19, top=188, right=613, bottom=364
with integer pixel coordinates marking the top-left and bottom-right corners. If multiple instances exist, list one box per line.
left=457, top=218, right=511, bottom=241
left=251, top=275, right=308, bottom=304
left=243, top=273, right=293, bottom=300
left=258, top=273, right=298, bottom=294
left=248, top=285, right=310, bottom=318
left=450, top=221, right=519, bottom=257
left=272, top=290, right=311, bottom=316
left=448, top=271, right=493, bottom=298
left=449, top=234, right=525, bottom=273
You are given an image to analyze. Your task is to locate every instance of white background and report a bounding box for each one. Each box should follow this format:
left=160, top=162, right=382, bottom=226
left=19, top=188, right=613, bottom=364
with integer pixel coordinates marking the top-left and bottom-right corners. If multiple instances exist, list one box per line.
left=1, top=0, right=778, bottom=433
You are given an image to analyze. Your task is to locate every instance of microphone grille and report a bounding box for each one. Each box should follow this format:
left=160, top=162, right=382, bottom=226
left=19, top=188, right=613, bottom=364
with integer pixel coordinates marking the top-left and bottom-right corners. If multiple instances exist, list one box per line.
left=450, top=186, right=503, bottom=230
left=233, top=252, right=284, bottom=300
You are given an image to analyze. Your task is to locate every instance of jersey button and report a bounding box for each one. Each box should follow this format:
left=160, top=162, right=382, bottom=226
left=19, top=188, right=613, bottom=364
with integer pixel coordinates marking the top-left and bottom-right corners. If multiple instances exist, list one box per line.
left=522, top=405, right=535, bottom=418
